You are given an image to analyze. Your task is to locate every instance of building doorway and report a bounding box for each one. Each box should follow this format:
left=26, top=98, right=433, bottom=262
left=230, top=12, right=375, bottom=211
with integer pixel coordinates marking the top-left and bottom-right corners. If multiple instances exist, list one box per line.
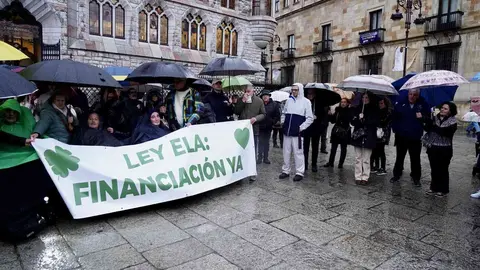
left=0, top=0, right=42, bottom=65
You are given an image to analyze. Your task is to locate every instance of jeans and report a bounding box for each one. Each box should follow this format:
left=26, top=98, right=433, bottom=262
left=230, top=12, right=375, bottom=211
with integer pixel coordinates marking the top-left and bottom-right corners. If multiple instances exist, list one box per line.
left=328, top=142, right=348, bottom=165
left=427, top=146, right=453, bottom=193
left=466, top=122, right=480, bottom=133
left=371, top=143, right=386, bottom=169
left=258, top=130, right=272, bottom=160
left=272, top=129, right=283, bottom=147
left=304, top=134, right=321, bottom=166
left=393, top=135, right=422, bottom=180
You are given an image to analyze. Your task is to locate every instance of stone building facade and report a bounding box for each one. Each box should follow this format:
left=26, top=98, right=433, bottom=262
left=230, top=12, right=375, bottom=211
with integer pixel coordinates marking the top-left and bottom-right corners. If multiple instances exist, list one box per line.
left=0, top=0, right=277, bottom=79
left=269, top=0, right=480, bottom=90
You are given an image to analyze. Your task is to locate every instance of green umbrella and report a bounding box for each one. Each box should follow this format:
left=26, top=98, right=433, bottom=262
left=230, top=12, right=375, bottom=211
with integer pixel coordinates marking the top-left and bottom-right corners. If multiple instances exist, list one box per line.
left=221, top=76, right=252, bottom=90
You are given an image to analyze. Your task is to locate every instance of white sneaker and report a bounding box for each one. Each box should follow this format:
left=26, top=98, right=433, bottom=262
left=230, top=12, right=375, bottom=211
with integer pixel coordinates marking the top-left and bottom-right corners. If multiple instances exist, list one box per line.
left=470, top=190, right=480, bottom=199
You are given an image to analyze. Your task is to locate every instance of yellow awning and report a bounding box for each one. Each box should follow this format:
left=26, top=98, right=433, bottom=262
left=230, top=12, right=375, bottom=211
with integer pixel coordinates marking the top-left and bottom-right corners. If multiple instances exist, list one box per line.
left=0, top=41, right=29, bottom=61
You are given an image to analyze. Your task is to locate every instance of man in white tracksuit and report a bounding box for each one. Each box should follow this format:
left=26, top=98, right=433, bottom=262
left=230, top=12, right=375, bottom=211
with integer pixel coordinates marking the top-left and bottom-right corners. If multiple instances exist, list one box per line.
left=278, top=83, right=314, bottom=181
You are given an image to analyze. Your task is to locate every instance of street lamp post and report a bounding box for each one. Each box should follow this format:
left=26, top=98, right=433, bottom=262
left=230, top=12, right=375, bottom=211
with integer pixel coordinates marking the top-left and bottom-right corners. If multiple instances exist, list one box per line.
left=391, top=0, right=425, bottom=77
left=269, top=34, right=282, bottom=84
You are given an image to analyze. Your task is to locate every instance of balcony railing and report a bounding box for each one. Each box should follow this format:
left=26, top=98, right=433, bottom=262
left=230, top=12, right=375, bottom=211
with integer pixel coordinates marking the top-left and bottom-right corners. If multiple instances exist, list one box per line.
left=281, top=48, right=296, bottom=60
left=358, top=28, right=385, bottom=45
left=424, top=11, right=464, bottom=33
left=261, top=52, right=267, bottom=66
left=313, top=40, right=333, bottom=54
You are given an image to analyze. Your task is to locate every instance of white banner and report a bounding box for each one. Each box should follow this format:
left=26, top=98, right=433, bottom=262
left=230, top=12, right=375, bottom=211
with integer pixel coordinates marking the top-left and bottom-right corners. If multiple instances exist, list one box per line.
left=32, top=120, right=256, bottom=219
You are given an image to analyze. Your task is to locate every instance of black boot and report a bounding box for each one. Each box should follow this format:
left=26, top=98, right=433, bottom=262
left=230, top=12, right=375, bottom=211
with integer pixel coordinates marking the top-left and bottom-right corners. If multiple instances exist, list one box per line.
left=263, top=158, right=271, bottom=164
left=256, top=156, right=262, bottom=164
left=312, top=164, right=318, bottom=172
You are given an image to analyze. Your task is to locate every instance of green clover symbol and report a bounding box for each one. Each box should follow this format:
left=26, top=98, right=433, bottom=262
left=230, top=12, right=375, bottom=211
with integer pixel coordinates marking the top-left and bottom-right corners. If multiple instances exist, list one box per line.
left=44, top=146, right=80, bottom=178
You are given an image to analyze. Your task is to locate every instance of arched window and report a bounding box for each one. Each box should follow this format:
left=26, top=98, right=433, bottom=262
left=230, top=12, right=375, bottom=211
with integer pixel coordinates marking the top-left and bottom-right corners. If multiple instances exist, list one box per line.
left=88, top=0, right=125, bottom=38
left=221, top=0, right=235, bottom=10
left=216, top=22, right=238, bottom=56
left=138, top=4, right=168, bottom=45
left=181, top=14, right=206, bottom=51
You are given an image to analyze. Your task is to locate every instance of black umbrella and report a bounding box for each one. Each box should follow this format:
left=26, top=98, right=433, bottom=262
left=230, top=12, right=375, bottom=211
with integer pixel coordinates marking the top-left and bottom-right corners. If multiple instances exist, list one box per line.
left=304, top=83, right=341, bottom=106
left=192, top=78, right=212, bottom=92
left=0, top=67, right=37, bottom=99
left=20, top=59, right=122, bottom=88
left=126, top=62, right=197, bottom=84
left=199, top=57, right=265, bottom=76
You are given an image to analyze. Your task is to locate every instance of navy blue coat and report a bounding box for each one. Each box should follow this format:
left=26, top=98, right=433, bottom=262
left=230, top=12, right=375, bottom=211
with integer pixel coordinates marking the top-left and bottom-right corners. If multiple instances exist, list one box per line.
left=392, top=96, right=430, bottom=140
left=203, top=91, right=233, bottom=122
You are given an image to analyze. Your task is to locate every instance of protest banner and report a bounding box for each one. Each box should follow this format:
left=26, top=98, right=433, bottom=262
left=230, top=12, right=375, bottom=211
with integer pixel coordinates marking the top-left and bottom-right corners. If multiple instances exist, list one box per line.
left=32, top=120, right=256, bottom=219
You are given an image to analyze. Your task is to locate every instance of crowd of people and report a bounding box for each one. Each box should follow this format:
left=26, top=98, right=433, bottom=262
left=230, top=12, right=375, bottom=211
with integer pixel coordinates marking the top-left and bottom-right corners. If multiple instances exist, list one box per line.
left=1, top=77, right=479, bottom=240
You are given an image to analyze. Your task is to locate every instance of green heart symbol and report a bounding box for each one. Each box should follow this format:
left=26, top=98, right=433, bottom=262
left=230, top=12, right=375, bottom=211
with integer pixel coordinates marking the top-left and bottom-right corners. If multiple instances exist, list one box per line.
left=234, top=128, right=250, bottom=149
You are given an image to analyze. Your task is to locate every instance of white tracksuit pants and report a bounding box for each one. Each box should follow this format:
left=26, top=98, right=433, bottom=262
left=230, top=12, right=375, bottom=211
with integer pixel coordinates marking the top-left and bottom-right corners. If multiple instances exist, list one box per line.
left=282, top=136, right=305, bottom=176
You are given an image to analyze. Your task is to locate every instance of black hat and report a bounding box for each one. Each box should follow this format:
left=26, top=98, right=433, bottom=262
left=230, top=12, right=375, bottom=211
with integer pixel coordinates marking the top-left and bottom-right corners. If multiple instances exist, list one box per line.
left=259, top=90, right=271, bottom=97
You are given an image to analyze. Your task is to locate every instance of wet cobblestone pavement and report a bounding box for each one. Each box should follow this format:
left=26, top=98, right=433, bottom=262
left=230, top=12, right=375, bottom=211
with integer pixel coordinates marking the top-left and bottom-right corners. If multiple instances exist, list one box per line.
left=1, top=133, right=480, bottom=270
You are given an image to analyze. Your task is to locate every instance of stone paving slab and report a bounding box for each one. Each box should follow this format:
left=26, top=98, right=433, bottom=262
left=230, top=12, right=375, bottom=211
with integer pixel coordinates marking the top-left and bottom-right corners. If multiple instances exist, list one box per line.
left=78, top=244, right=145, bottom=270
left=143, top=238, right=212, bottom=269
left=0, top=242, right=16, bottom=265
left=16, top=228, right=80, bottom=270
left=369, top=230, right=439, bottom=259
left=327, top=215, right=382, bottom=237
left=270, top=214, right=347, bottom=246
left=57, top=219, right=127, bottom=256
left=186, top=223, right=281, bottom=269
left=167, top=253, right=239, bottom=270
left=107, top=212, right=190, bottom=252
left=157, top=208, right=209, bottom=230
left=273, top=240, right=365, bottom=270
left=229, top=220, right=298, bottom=251
left=0, top=261, right=22, bottom=270
left=326, top=234, right=399, bottom=269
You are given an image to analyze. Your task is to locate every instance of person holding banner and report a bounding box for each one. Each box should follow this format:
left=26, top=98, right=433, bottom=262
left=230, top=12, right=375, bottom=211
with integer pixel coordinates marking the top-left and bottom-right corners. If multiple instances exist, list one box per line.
left=233, top=85, right=266, bottom=181
left=278, top=83, right=314, bottom=182
left=130, top=110, right=170, bottom=144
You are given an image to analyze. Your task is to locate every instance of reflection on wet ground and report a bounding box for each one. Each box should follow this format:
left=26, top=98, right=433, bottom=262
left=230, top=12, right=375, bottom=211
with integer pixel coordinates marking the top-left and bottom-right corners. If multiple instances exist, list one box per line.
left=1, top=133, right=479, bottom=269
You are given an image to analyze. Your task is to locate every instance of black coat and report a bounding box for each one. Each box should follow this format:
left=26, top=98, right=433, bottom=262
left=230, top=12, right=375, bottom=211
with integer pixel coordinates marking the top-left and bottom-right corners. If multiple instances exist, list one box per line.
left=203, top=91, right=233, bottom=122
left=72, top=127, right=123, bottom=147
left=259, top=99, right=280, bottom=131
left=377, top=108, right=392, bottom=145
left=304, top=103, right=329, bottom=137
left=329, top=106, right=352, bottom=145
left=351, top=104, right=379, bottom=149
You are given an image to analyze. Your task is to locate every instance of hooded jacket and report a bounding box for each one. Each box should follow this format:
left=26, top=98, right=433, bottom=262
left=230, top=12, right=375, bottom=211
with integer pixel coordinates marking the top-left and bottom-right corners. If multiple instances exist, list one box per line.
left=281, top=83, right=314, bottom=137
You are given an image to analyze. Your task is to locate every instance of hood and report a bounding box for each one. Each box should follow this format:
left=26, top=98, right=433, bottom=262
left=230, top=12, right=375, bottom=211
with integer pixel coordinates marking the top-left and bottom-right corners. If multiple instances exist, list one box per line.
left=292, top=83, right=304, bottom=100
left=0, top=99, right=36, bottom=138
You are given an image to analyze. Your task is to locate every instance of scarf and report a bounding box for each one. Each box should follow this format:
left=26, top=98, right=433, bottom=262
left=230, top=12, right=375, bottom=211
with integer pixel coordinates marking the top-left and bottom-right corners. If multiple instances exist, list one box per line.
left=422, top=115, right=457, bottom=148
left=52, top=103, right=68, bottom=116
left=0, top=99, right=39, bottom=169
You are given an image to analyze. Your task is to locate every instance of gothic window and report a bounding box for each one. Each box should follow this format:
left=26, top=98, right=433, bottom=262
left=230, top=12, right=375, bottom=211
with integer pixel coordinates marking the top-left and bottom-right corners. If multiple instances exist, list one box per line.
left=221, top=0, right=235, bottom=10
left=139, top=5, right=168, bottom=45
left=89, top=1, right=100, bottom=35
left=216, top=22, right=237, bottom=56
left=181, top=14, right=206, bottom=51
left=88, top=0, right=125, bottom=38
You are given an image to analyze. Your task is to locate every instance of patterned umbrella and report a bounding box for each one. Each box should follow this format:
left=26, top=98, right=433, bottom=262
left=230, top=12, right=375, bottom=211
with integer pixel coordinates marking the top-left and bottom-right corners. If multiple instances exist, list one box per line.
left=20, top=59, right=122, bottom=88
left=338, top=75, right=398, bottom=95
left=0, top=67, right=37, bottom=98
left=400, top=70, right=469, bottom=90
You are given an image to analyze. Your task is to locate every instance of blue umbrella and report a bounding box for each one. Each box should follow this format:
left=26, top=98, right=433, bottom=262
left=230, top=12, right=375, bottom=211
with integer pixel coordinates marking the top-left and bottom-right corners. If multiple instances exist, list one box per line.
left=472, top=72, right=480, bottom=81
left=0, top=67, right=37, bottom=98
left=390, top=73, right=457, bottom=107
